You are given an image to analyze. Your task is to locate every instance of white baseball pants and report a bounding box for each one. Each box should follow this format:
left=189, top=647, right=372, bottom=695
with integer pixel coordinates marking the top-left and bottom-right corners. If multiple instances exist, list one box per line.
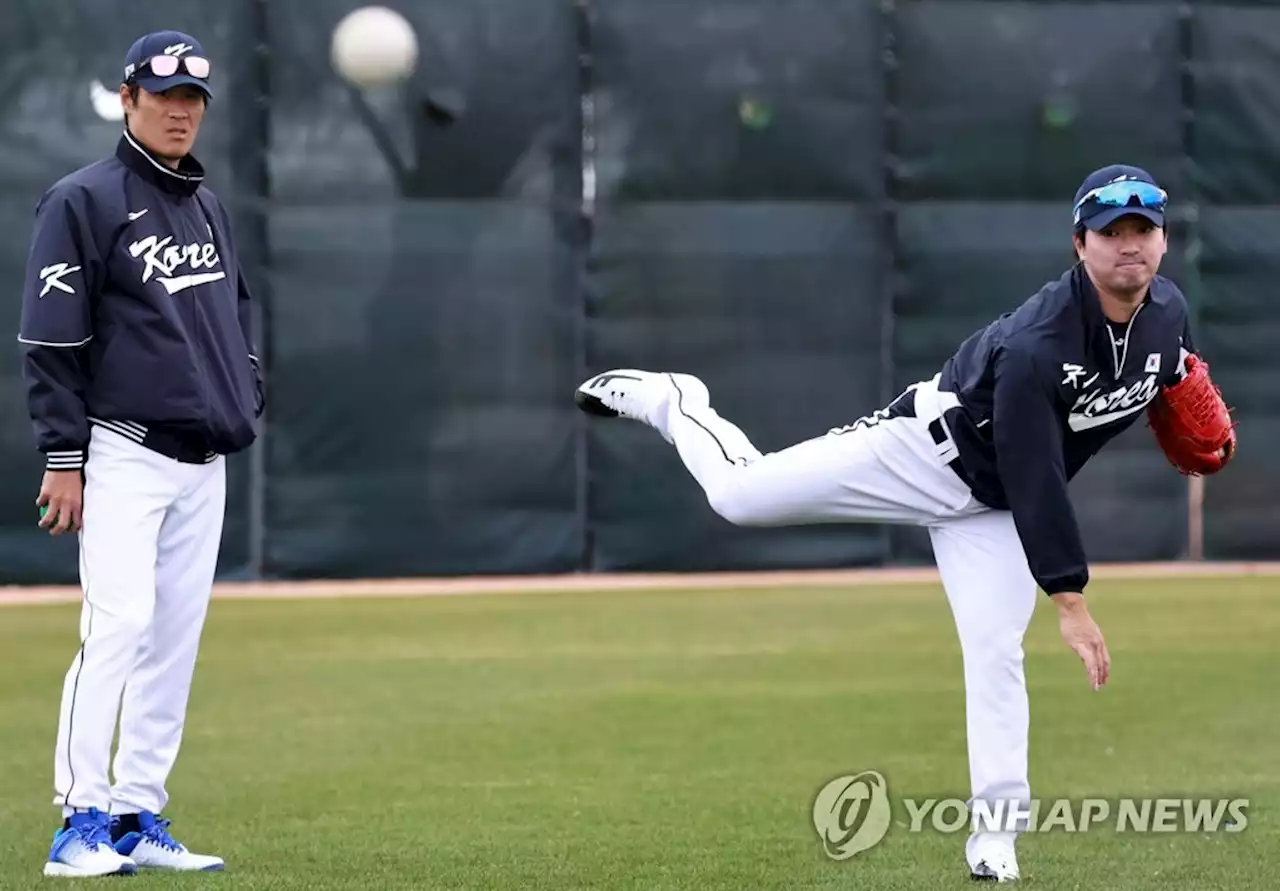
left=655, top=374, right=1038, bottom=826
left=54, top=425, right=226, bottom=818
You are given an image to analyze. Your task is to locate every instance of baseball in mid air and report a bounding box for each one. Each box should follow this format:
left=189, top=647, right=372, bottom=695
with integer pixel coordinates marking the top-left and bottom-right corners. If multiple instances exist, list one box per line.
left=330, top=6, right=418, bottom=88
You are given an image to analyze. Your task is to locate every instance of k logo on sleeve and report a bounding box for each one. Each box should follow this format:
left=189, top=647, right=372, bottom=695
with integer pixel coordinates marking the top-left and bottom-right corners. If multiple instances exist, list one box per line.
left=38, top=263, right=83, bottom=297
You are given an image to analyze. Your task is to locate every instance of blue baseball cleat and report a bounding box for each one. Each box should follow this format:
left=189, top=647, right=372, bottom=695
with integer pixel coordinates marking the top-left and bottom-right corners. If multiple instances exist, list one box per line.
left=111, top=811, right=224, bottom=871
left=44, top=807, right=138, bottom=878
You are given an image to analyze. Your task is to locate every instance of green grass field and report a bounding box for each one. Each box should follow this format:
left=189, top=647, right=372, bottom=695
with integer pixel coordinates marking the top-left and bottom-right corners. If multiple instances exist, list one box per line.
left=0, top=574, right=1276, bottom=889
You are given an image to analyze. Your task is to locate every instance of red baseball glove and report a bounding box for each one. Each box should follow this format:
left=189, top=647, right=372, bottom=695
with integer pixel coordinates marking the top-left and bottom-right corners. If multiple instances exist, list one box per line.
left=1147, top=353, right=1237, bottom=475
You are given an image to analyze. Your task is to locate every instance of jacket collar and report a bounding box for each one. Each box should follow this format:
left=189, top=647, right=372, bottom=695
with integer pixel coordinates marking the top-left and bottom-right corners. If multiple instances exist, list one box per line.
left=1074, top=263, right=1109, bottom=333
left=116, top=129, right=204, bottom=197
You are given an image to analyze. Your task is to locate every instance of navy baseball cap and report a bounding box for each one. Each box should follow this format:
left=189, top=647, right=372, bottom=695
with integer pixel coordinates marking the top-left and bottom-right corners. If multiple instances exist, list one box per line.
left=123, top=31, right=212, bottom=99
left=1072, top=164, right=1168, bottom=231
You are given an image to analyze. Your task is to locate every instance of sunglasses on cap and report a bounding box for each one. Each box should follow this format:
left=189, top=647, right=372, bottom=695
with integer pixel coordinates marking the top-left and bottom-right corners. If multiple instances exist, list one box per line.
left=1072, top=180, right=1168, bottom=225
left=129, top=54, right=211, bottom=81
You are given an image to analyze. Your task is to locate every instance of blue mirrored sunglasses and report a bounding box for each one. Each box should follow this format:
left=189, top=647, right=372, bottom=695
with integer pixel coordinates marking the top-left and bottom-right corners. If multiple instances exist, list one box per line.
left=1073, top=180, right=1167, bottom=224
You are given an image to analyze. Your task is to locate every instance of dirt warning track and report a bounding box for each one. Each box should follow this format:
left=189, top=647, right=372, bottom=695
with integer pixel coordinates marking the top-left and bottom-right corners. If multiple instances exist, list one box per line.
left=1, top=561, right=1278, bottom=607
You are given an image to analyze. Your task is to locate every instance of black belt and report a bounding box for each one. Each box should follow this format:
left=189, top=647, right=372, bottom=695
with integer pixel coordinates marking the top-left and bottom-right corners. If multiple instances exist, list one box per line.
left=880, top=385, right=975, bottom=492
left=142, top=427, right=218, bottom=465
left=927, top=414, right=975, bottom=491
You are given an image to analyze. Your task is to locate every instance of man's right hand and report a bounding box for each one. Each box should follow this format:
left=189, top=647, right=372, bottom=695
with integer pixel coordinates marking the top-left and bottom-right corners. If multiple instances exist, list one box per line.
left=37, top=470, right=83, bottom=536
left=1051, top=592, right=1110, bottom=690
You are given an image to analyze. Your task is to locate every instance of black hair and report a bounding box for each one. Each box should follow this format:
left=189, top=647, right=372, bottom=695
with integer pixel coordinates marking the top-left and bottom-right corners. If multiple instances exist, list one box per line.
left=123, top=83, right=139, bottom=125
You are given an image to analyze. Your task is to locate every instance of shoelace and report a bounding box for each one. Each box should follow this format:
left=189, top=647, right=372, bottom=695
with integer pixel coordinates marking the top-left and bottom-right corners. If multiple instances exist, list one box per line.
left=141, top=817, right=184, bottom=853
left=77, top=819, right=114, bottom=851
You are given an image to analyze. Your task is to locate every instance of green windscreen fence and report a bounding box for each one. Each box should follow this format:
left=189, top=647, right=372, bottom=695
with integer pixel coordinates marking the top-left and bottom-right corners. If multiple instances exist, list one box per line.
left=260, top=0, right=585, bottom=577
left=0, top=0, right=1276, bottom=583
left=585, top=0, right=891, bottom=570
left=1193, top=10, right=1280, bottom=558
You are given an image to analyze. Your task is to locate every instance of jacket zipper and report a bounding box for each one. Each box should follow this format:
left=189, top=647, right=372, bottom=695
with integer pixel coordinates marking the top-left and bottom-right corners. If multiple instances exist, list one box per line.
left=187, top=199, right=213, bottom=425
left=1109, top=302, right=1143, bottom=379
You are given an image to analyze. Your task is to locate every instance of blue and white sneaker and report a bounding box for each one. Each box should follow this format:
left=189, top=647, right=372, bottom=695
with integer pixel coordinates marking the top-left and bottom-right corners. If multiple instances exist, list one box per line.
left=44, top=807, right=138, bottom=878
left=111, top=812, right=224, bottom=871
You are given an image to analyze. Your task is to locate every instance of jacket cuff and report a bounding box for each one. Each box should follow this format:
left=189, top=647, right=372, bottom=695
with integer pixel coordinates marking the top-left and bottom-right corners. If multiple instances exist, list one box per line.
left=1042, top=579, right=1087, bottom=597
left=45, top=449, right=85, bottom=471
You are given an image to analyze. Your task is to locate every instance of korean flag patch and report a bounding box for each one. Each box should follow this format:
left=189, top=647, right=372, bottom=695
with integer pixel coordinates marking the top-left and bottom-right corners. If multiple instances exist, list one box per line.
left=1145, top=353, right=1161, bottom=374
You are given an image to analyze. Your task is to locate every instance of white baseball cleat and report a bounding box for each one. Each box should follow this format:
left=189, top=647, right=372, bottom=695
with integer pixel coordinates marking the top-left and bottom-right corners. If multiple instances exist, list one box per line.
left=112, top=811, right=224, bottom=872
left=43, top=808, right=137, bottom=878
left=968, top=831, right=1020, bottom=882
left=574, top=369, right=709, bottom=432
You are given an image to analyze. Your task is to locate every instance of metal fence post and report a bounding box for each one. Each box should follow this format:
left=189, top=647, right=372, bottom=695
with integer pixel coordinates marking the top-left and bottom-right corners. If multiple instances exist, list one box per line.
left=230, top=0, right=273, bottom=578
left=575, top=0, right=594, bottom=573
left=880, top=0, right=901, bottom=566
left=1178, top=2, right=1205, bottom=561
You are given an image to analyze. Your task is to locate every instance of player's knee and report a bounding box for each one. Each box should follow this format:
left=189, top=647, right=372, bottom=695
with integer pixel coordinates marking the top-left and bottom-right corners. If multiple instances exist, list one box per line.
left=93, top=597, right=154, bottom=638
left=706, top=481, right=768, bottom=527
left=961, top=632, right=1026, bottom=673
left=110, top=610, right=152, bottom=639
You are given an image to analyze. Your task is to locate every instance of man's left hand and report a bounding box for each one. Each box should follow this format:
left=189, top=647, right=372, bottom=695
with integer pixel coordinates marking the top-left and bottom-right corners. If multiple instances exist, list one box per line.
left=1052, top=592, right=1110, bottom=690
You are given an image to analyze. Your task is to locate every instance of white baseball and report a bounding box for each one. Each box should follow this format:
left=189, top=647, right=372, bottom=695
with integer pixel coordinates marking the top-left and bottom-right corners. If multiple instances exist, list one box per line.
left=330, top=6, right=418, bottom=88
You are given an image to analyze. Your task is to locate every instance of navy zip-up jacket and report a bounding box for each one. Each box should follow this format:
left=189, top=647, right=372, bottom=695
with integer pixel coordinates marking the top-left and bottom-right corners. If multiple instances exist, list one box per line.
left=18, top=130, right=263, bottom=470
left=937, top=263, right=1194, bottom=596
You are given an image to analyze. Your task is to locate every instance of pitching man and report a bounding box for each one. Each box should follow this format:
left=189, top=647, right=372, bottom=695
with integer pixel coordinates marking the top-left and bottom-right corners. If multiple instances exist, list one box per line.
left=575, top=164, right=1236, bottom=882
left=18, top=30, right=262, bottom=877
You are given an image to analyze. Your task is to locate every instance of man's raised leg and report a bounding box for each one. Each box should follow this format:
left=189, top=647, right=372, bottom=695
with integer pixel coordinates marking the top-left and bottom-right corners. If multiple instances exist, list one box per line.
left=575, top=369, right=974, bottom=528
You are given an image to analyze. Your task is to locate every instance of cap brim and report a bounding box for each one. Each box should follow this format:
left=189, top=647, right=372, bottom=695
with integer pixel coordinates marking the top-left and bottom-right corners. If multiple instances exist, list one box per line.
left=1082, top=205, right=1163, bottom=231
left=134, top=74, right=212, bottom=99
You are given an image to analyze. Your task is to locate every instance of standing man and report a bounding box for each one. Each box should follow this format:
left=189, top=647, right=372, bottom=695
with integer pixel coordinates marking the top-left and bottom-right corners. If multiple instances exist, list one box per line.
left=574, top=165, right=1235, bottom=882
left=18, top=30, right=263, bottom=878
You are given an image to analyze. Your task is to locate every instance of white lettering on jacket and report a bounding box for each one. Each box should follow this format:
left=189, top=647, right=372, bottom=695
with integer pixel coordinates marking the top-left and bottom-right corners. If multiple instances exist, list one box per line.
left=1068, top=375, right=1159, bottom=431
left=128, top=235, right=225, bottom=295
